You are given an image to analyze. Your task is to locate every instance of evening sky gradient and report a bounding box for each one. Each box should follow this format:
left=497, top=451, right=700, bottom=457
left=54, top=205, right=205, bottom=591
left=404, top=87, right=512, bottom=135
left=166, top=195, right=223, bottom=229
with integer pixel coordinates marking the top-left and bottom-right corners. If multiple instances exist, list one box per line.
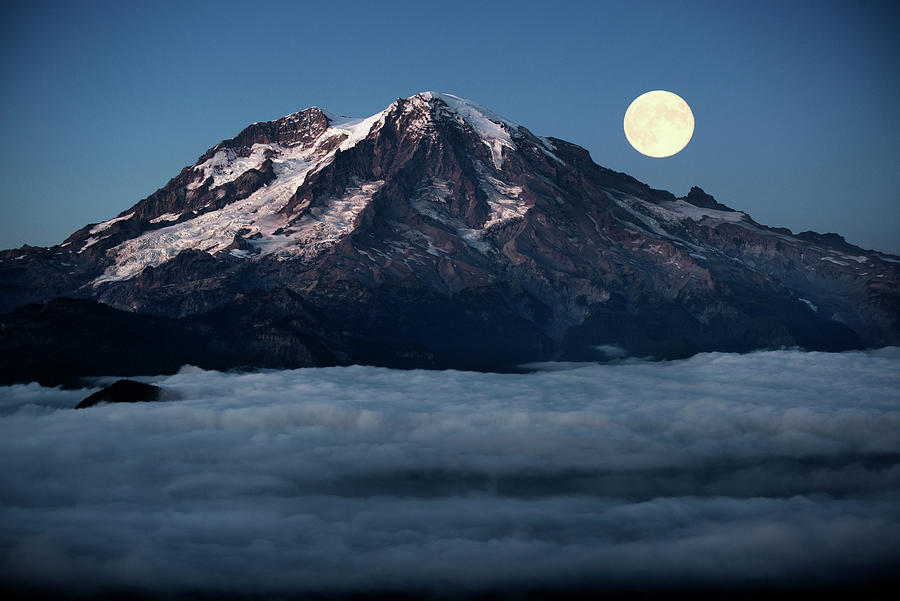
left=1, top=0, right=899, bottom=253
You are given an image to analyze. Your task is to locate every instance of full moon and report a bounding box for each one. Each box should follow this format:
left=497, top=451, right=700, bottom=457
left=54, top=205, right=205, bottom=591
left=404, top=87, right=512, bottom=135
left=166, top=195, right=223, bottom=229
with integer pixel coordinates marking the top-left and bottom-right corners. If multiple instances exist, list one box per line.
left=624, top=90, right=694, bottom=158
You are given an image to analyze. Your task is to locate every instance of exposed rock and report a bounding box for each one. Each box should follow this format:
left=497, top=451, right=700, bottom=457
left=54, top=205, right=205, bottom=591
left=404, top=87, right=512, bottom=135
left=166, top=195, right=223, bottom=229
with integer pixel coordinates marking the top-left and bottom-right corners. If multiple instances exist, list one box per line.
left=681, top=186, right=734, bottom=211
left=76, top=379, right=163, bottom=409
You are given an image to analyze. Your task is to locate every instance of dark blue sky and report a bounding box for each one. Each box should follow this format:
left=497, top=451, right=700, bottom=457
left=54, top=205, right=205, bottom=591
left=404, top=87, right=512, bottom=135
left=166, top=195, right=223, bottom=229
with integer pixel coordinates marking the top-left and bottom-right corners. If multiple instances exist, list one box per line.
left=2, top=0, right=899, bottom=253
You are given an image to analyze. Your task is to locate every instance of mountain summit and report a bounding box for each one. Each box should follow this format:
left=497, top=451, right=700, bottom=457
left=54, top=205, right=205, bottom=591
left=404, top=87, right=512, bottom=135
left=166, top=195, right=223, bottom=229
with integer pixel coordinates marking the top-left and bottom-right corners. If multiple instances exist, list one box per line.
left=2, top=92, right=898, bottom=384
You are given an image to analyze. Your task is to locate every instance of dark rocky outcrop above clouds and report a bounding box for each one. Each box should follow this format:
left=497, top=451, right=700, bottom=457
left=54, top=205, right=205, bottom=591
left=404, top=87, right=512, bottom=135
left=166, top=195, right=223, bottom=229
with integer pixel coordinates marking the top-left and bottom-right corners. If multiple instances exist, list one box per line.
left=75, top=379, right=163, bottom=409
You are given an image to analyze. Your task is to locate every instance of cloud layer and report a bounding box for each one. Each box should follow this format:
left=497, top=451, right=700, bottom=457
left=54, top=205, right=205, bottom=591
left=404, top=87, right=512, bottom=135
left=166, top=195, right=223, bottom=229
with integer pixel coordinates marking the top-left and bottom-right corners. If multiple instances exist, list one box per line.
left=1, top=349, right=899, bottom=597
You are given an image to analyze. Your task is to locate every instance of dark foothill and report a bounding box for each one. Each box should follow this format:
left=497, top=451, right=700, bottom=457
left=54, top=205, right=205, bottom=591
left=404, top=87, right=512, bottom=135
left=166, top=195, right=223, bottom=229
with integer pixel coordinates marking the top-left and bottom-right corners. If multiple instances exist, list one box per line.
left=76, top=379, right=164, bottom=409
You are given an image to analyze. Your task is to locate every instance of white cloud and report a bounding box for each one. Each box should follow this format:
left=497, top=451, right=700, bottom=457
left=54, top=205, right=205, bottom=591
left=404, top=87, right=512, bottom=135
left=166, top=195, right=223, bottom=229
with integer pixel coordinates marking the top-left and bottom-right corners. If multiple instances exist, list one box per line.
left=1, top=349, right=899, bottom=597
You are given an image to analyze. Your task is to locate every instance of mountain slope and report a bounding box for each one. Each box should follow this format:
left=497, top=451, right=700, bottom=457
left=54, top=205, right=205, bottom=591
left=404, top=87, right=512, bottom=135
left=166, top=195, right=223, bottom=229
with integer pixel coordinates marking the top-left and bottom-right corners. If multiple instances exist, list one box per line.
left=1, top=92, right=898, bottom=384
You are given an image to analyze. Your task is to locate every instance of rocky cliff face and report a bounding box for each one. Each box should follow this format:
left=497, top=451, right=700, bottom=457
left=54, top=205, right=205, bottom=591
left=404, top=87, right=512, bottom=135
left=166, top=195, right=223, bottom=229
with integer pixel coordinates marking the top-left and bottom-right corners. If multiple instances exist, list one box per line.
left=1, top=92, right=898, bottom=384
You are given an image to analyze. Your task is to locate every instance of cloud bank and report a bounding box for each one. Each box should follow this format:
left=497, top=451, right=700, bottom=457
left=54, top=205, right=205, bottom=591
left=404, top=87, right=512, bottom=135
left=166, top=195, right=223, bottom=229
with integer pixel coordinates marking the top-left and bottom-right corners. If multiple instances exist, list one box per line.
left=1, top=348, right=899, bottom=598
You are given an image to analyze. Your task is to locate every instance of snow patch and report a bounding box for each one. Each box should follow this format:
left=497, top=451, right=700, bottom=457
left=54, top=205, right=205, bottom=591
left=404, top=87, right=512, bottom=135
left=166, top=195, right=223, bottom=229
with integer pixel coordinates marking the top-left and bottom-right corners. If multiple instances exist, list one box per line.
left=821, top=257, right=850, bottom=266
left=657, top=201, right=746, bottom=223
left=322, top=108, right=389, bottom=153
left=411, top=180, right=491, bottom=254
left=609, top=194, right=673, bottom=239
left=799, top=298, right=818, bottom=312
left=150, top=213, right=182, bottom=224
left=480, top=172, right=529, bottom=230
left=189, top=145, right=273, bottom=191
left=537, top=136, right=565, bottom=164
left=256, top=181, right=385, bottom=260
left=79, top=237, right=99, bottom=252
left=89, top=213, right=134, bottom=235
left=410, top=176, right=528, bottom=254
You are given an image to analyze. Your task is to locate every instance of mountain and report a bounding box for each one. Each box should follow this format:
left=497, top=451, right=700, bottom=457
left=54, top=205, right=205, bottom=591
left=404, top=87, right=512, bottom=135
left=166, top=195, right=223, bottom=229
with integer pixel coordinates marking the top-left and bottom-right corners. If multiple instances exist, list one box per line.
left=2, top=92, right=898, bottom=385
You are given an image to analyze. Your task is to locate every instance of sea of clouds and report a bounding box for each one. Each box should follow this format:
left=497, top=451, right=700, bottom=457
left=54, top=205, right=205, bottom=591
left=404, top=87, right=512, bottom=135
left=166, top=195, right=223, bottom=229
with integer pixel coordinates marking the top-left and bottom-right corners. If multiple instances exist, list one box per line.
left=1, top=348, right=899, bottom=598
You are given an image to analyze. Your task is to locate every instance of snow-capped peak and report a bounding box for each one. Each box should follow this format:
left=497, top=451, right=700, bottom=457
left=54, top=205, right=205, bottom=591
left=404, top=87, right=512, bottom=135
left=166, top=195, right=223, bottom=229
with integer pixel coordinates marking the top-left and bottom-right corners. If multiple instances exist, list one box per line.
left=417, top=92, right=519, bottom=128
left=414, top=92, right=518, bottom=169
left=88, top=93, right=537, bottom=286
